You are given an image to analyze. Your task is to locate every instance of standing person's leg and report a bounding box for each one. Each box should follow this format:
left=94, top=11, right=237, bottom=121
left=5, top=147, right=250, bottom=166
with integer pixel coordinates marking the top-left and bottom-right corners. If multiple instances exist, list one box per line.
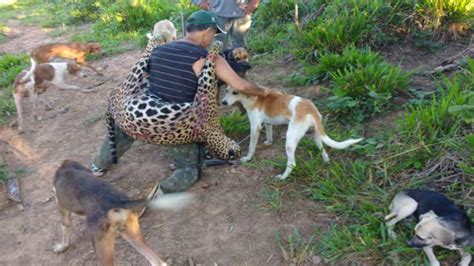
left=160, top=143, right=205, bottom=193
left=231, top=14, right=252, bottom=48
left=91, top=126, right=135, bottom=176
left=215, top=16, right=233, bottom=50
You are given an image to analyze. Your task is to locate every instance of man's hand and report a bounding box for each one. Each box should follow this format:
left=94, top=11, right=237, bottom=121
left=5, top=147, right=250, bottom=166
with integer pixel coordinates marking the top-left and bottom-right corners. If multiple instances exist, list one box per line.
left=244, top=0, right=259, bottom=15
left=199, top=0, right=211, bottom=10
left=259, top=86, right=271, bottom=97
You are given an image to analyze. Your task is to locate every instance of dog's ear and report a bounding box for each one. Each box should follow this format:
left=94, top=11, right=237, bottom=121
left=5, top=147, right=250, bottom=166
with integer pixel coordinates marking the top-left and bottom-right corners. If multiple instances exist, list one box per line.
left=67, top=62, right=81, bottom=73
left=432, top=226, right=455, bottom=245
left=90, top=43, right=102, bottom=53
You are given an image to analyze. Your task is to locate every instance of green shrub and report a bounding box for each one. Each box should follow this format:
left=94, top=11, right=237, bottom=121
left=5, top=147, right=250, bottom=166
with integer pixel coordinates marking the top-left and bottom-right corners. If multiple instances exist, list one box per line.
left=310, top=45, right=384, bottom=81
left=400, top=76, right=472, bottom=145
left=0, top=53, right=29, bottom=88
left=0, top=53, right=28, bottom=124
left=300, top=46, right=411, bottom=122
left=411, top=0, right=473, bottom=39
left=248, top=22, right=293, bottom=55
left=328, top=62, right=410, bottom=121
left=0, top=162, right=10, bottom=183
left=220, top=111, right=250, bottom=139
left=253, top=0, right=296, bottom=28
left=293, top=2, right=376, bottom=57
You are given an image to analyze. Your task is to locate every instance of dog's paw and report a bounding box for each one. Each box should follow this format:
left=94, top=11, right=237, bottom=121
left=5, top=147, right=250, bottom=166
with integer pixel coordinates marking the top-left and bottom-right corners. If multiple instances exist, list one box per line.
left=52, top=243, right=68, bottom=253
left=388, top=230, right=397, bottom=240
left=240, top=156, right=252, bottom=163
left=263, top=140, right=273, bottom=146
left=275, top=174, right=288, bottom=180
left=322, top=151, right=330, bottom=162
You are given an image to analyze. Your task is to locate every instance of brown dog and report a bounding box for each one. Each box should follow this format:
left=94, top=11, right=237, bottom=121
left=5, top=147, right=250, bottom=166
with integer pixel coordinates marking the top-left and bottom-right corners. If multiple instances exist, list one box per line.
left=13, top=62, right=83, bottom=132
left=229, top=47, right=249, bottom=63
left=21, top=42, right=102, bottom=83
left=53, top=160, right=193, bottom=266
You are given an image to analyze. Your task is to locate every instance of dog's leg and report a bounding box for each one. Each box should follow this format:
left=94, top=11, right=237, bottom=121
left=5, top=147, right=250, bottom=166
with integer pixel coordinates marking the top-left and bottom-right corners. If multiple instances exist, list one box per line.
left=26, top=83, right=40, bottom=121
left=276, top=121, right=309, bottom=180
left=13, top=92, right=24, bottom=132
left=121, top=212, right=167, bottom=266
left=263, top=123, right=273, bottom=145
left=53, top=207, right=72, bottom=253
left=385, top=195, right=418, bottom=240
left=77, top=59, right=103, bottom=76
left=53, top=79, right=80, bottom=90
left=457, top=248, right=472, bottom=266
left=93, top=231, right=116, bottom=266
left=422, top=246, right=440, bottom=266
left=40, top=94, right=53, bottom=111
left=314, top=133, right=329, bottom=162
left=241, top=118, right=263, bottom=163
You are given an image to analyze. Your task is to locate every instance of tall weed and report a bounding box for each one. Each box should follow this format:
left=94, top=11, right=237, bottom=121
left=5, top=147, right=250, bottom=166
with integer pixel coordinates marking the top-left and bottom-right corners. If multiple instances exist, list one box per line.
left=400, top=76, right=472, bottom=145
left=0, top=53, right=28, bottom=124
left=302, top=46, right=411, bottom=122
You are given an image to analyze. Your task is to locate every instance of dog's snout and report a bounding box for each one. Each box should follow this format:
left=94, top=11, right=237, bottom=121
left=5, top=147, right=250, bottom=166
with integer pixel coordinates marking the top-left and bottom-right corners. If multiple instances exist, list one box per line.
left=408, top=239, right=427, bottom=249
left=228, top=149, right=235, bottom=160
left=222, top=100, right=228, bottom=106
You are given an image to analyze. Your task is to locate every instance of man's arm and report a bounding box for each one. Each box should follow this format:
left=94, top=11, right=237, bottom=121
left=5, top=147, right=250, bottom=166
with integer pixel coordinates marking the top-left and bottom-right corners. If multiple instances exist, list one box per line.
left=192, top=55, right=268, bottom=97
left=244, top=0, right=260, bottom=15
left=214, top=55, right=267, bottom=96
left=191, top=0, right=210, bottom=10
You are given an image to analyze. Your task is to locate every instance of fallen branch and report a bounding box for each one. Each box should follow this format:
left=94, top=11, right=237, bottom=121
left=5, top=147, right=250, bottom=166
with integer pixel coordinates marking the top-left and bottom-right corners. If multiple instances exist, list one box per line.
left=431, top=37, right=474, bottom=74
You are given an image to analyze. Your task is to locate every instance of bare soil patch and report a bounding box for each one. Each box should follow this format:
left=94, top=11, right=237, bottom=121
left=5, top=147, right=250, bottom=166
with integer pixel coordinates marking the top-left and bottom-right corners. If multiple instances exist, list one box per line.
left=0, top=21, right=330, bottom=266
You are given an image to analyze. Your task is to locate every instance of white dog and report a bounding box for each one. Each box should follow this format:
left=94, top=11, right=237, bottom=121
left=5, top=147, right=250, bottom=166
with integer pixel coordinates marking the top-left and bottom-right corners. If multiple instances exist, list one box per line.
left=222, top=88, right=363, bottom=179
left=146, top=19, right=177, bottom=42
left=13, top=62, right=84, bottom=132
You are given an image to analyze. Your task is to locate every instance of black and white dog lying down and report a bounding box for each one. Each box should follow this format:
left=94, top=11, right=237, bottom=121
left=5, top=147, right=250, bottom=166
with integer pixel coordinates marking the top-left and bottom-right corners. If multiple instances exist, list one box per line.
left=385, top=189, right=473, bottom=266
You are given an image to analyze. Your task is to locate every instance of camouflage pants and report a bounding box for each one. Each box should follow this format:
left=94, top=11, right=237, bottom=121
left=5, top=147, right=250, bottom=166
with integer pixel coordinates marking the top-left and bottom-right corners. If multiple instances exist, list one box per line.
left=92, top=126, right=204, bottom=193
left=215, top=14, right=252, bottom=49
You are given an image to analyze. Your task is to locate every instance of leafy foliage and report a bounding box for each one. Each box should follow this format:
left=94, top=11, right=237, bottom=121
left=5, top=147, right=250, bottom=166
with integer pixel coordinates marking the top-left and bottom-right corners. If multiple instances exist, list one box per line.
left=0, top=53, right=29, bottom=124
left=296, top=46, right=411, bottom=122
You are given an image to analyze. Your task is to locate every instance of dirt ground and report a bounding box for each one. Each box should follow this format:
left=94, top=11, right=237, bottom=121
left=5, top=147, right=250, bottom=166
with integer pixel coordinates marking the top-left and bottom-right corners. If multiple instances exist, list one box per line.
left=0, top=20, right=331, bottom=266
left=0, top=19, right=468, bottom=266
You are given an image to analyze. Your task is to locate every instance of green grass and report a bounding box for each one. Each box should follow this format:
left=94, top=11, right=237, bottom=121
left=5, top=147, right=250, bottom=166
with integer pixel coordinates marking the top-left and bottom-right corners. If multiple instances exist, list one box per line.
left=287, top=45, right=411, bottom=122
left=258, top=185, right=284, bottom=212
left=0, top=162, right=10, bottom=183
left=219, top=111, right=250, bottom=139
left=0, top=53, right=29, bottom=124
left=275, top=228, right=318, bottom=264
left=263, top=64, right=473, bottom=264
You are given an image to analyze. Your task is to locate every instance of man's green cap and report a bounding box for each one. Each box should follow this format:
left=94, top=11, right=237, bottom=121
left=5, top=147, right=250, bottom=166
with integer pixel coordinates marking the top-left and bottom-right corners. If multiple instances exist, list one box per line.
left=186, top=10, right=226, bottom=34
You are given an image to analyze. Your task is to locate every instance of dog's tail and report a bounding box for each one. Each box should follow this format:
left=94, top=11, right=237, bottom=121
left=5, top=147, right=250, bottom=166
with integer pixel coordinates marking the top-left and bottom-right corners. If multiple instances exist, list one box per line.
left=384, top=212, right=397, bottom=221
left=120, top=192, right=194, bottom=211
left=20, top=57, right=37, bottom=83
left=106, top=112, right=118, bottom=164
left=148, top=192, right=194, bottom=211
left=310, top=110, right=363, bottom=149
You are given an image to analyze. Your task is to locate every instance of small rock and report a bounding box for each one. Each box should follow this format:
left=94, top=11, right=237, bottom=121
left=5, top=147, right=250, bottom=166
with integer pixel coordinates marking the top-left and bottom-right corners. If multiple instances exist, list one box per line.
left=311, top=255, right=322, bottom=264
left=59, top=107, right=69, bottom=114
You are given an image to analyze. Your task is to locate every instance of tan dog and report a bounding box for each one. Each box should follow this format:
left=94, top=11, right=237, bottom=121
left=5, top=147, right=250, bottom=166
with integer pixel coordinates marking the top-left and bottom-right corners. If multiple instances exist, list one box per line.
left=229, top=47, right=249, bottom=63
left=222, top=88, right=363, bottom=179
left=21, top=42, right=102, bottom=83
left=53, top=160, right=193, bottom=266
left=147, top=19, right=177, bottom=42
left=13, top=62, right=83, bottom=132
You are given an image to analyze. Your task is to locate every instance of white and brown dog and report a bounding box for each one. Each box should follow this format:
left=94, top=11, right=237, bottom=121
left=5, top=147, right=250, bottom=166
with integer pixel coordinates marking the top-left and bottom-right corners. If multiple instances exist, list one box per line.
left=13, top=62, right=84, bottom=132
left=222, top=88, right=363, bottom=179
left=146, top=19, right=177, bottom=42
